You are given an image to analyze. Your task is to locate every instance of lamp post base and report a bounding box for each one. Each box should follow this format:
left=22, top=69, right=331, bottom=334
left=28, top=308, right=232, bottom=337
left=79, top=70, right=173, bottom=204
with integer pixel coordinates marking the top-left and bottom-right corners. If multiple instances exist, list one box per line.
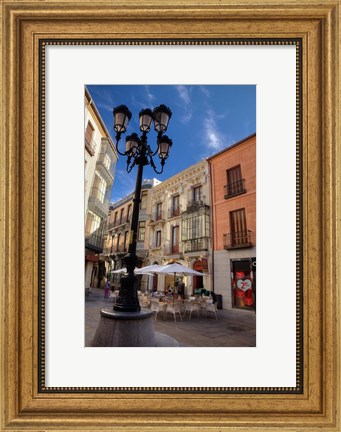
left=113, top=273, right=141, bottom=313
left=91, top=308, right=156, bottom=347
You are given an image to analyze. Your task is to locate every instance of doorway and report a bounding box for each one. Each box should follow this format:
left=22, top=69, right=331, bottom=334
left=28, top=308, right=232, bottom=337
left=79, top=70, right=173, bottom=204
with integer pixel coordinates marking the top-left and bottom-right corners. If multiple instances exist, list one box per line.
left=193, top=260, right=204, bottom=293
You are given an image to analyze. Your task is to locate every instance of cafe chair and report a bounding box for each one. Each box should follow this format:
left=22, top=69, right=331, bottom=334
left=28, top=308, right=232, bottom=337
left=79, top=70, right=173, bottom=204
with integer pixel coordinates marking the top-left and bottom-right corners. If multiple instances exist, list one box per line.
left=150, top=299, right=166, bottom=320
left=166, top=302, right=182, bottom=322
left=206, top=302, right=218, bottom=320
left=183, top=301, right=201, bottom=320
left=139, top=295, right=150, bottom=308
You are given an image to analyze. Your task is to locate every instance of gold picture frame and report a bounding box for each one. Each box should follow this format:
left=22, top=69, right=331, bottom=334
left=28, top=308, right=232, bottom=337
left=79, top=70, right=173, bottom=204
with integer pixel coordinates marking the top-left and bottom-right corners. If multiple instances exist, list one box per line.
left=1, top=0, right=339, bottom=431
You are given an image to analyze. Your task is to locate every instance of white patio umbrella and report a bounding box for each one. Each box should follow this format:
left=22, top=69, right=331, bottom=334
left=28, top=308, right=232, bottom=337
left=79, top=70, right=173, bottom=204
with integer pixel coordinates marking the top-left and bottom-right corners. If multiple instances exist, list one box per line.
left=112, top=267, right=155, bottom=276
left=156, top=263, right=204, bottom=291
left=157, top=263, right=204, bottom=276
left=135, top=264, right=163, bottom=274
left=111, top=268, right=127, bottom=274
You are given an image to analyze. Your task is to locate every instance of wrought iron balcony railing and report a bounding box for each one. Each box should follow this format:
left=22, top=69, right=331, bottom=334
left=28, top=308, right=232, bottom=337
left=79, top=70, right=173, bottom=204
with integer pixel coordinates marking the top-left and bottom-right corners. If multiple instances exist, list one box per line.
left=223, top=230, right=253, bottom=249
left=149, top=211, right=165, bottom=223
left=112, top=244, right=128, bottom=254
left=224, top=179, right=246, bottom=199
left=168, top=244, right=182, bottom=255
left=168, top=206, right=181, bottom=218
left=186, top=199, right=208, bottom=213
left=108, top=214, right=131, bottom=230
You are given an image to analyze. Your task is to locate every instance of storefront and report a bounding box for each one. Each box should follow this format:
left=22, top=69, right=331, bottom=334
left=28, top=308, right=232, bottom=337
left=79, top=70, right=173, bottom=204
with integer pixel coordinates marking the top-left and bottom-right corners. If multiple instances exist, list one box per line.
left=230, top=257, right=256, bottom=310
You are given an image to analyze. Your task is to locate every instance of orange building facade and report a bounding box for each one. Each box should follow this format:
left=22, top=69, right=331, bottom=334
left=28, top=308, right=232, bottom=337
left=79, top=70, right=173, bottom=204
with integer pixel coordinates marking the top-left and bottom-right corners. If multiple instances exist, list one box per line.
left=208, top=133, right=256, bottom=311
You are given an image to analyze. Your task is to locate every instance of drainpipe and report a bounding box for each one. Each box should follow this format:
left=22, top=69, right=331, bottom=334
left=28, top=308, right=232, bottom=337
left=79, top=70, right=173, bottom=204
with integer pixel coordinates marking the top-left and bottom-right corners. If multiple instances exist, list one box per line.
left=208, top=160, right=215, bottom=294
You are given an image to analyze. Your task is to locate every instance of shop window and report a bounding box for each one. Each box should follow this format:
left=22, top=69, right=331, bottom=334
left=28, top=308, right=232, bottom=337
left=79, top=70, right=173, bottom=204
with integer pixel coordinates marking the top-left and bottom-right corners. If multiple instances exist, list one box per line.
left=231, top=259, right=256, bottom=310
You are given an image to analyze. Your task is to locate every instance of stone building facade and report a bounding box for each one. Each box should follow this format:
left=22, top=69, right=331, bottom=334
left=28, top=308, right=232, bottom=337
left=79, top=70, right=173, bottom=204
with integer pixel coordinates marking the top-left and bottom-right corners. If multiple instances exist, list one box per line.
left=104, top=179, right=161, bottom=291
left=147, top=160, right=212, bottom=297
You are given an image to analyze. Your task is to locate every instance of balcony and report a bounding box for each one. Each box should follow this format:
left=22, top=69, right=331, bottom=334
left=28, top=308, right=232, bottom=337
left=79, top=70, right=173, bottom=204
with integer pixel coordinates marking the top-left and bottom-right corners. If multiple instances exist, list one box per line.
left=107, top=220, right=116, bottom=231
left=186, top=199, right=208, bottom=213
left=165, top=244, right=182, bottom=256
left=107, top=215, right=131, bottom=230
left=183, top=237, right=209, bottom=253
left=168, top=206, right=181, bottom=218
left=96, top=153, right=115, bottom=185
left=85, top=135, right=97, bottom=156
left=114, top=244, right=128, bottom=254
left=88, top=187, right=110, bottom=219
left=118, top=214, right=131, bottom=226
left=150, top=243, right=162, bottom=251
left=224, top=179, right=246, bottom=199
left=85, top=232, right=104, bottom=253
left=148, top=211, right=165, bottom=224
left=223, top=230, right=254, bottom=249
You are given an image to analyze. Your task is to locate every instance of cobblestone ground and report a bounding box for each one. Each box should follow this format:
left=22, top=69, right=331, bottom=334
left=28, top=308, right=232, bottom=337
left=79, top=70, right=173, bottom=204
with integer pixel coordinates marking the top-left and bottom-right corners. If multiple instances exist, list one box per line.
left=85, top=288, right=256, bottom=347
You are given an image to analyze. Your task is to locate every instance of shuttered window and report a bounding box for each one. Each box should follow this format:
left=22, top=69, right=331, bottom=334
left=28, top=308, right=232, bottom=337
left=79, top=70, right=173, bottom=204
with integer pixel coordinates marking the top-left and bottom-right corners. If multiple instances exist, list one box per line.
left=230, top=208, right=248, bottom=246
left=225, top=165, right=245, bottom=197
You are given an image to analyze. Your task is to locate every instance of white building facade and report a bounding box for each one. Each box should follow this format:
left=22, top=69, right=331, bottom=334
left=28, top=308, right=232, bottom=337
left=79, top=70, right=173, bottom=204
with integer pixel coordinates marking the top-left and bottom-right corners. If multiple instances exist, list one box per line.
left=84, top=87, right=118, bottom=290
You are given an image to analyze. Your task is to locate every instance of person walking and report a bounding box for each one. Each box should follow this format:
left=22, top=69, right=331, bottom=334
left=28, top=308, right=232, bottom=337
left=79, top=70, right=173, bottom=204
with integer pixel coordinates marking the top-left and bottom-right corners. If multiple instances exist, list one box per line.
left=104, top=280, right=110, bottom=300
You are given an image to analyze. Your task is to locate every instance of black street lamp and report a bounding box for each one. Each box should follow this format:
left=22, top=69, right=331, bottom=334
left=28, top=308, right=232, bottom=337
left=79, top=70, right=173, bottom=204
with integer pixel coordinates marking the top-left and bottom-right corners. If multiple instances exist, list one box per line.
left=112, top=104, right=173, bottom=312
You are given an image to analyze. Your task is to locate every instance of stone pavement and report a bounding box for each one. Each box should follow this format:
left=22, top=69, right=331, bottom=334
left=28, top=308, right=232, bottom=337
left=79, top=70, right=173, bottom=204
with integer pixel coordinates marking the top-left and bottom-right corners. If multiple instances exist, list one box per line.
left=85, top=288, right=256, bottom=347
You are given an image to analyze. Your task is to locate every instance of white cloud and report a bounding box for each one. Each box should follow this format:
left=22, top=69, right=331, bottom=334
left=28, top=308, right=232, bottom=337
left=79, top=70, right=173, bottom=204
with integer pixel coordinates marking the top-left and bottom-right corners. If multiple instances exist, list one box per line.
left=203, top=109, right=224, bottom=151
left=176, top=85, right=192, bottom=124
left=176, top=85, right=191, bottom=105
left=144, top=85, right=156, bottom=104
left=201, top=109, right=236, bottom=156
left=199, top=86, right=210, bottom=98
left=96, top=101, right=114, bottom=113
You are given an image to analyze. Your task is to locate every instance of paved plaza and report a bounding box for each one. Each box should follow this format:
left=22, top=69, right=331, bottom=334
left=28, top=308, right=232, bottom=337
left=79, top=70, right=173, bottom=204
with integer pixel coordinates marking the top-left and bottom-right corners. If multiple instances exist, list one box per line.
left=85, top=288, right=256, bottom=347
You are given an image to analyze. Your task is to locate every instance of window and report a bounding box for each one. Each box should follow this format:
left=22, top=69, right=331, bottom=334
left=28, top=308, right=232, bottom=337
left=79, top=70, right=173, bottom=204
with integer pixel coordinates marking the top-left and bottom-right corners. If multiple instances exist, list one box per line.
left=114, top=211, right=118, bottom=226
left=119, top=208, right=124, bottom=224
left=225, top=165, right=245, bottom=197
left=92, top=172, right=106, bottom=202
left=156, top=203, right=162, bottom=220
left=103, top=154, right=111, bottom=171
left=193, top=185, right=202, bottom=203
left=181, top=206, right=210, bottom=252
left=116, top=233, right=121, bottom=251
left=171, top=195, right=180, bottom=216
left=155, top=230, right=161, bottom=247
left=85, top=211, right=101, bottom=236
left=124, top=231, right=129, bottom=251
left=138, top=221, right=146, bottom=241
left=140, top=192, right=147, bottom=210
left=230, top=208, right=248, bottom=246
left=85, top=121, right=96, bottom=154
left=127, top=204, right=132, bottom=222
left=171, top=225, right=179, bottom=253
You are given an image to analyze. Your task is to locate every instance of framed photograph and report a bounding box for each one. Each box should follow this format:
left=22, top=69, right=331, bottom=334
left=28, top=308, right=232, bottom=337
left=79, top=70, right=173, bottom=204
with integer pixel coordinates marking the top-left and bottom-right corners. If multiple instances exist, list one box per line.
left=1, top=1, right=339, bottom=431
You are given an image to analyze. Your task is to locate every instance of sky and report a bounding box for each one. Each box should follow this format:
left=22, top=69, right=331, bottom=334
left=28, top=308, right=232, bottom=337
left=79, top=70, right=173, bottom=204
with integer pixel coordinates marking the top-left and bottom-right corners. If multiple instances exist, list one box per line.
left=86, top=85, right=256, bottom=203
